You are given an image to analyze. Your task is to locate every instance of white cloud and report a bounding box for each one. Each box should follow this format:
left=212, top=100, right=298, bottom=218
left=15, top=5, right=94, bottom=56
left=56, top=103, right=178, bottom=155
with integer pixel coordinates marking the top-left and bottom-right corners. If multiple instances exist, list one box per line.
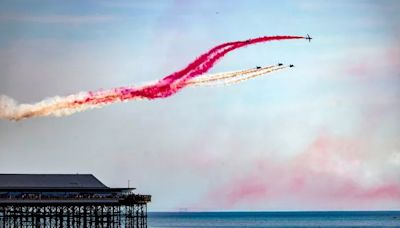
left=0, top=14, right=118, bottom=24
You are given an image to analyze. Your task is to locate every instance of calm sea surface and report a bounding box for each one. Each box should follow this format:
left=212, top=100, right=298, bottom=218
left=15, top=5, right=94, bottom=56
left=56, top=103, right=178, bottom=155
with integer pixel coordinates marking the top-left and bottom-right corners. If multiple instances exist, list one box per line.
left=148, top=211, right=400, bottom=227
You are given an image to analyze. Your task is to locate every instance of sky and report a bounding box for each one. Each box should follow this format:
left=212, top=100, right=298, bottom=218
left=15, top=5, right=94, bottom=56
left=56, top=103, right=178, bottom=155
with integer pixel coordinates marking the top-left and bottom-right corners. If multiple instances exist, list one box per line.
left=0, top=0, right=399, bottom=211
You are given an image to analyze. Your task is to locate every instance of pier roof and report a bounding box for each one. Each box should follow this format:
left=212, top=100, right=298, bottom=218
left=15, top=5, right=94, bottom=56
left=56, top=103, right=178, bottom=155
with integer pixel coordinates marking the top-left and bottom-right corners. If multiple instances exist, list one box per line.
left=0, top=174, right=108, bottom=190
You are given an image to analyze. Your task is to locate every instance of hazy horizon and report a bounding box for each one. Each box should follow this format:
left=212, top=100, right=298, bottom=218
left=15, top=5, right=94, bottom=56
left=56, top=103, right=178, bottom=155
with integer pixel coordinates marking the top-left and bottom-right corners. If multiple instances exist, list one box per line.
left=1, top=0, right=399, bottom=211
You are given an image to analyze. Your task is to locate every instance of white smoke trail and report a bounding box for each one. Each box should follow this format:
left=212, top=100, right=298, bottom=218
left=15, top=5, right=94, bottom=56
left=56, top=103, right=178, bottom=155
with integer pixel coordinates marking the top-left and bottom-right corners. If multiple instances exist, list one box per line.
left=0, top=95, right=19, bottom=120
left=0, top=92, right=91, bottom=121
left=0, top=66, right=286, bottom=121
left=222, top=66, right=287, bottom=86
left=189, top=66, right=285, bottom=87
left=188, top=66, right=276, bottom=85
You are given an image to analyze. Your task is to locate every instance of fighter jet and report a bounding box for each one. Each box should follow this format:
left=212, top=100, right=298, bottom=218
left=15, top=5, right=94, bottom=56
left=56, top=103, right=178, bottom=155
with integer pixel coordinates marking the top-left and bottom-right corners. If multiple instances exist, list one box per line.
left=289, top=64, right=294, bottom=68
left=305, top=34, right=312, bottom=42
left=256, top=66, right=261, bottom=69
left=277, top=63, right=283, bottom=66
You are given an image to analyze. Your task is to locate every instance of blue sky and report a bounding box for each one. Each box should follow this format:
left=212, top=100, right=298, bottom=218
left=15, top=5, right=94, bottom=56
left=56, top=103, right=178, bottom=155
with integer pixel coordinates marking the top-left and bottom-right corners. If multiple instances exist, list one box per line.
left=0, top=0, right=399, bottom=211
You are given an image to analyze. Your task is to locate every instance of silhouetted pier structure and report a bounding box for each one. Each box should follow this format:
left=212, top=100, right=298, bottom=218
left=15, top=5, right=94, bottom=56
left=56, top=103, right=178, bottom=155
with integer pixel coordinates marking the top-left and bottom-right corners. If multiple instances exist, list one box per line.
left=0, top=174, right=151, bottom=227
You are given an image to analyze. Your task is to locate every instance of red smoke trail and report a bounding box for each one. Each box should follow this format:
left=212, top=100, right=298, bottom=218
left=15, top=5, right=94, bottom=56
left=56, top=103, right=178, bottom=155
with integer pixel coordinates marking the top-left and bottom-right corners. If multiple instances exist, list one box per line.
left=0, top=35, right=305, bottom=121
left=75, top=36, right=304, bottom=105
left=165, top=36, right=303, bottom=85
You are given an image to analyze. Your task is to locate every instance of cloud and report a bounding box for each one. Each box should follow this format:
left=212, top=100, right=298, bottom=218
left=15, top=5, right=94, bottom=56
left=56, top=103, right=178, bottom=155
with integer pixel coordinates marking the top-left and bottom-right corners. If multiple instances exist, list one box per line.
left=341, top=44, right=400, bottom=78
left=195, top=133, right=400, bottom=210
left=0, top=14, right=118, bottom=24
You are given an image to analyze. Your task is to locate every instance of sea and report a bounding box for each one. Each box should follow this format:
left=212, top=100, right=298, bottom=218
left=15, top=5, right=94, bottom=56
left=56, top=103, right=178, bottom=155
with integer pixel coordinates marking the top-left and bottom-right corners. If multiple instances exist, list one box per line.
left=148, top=211, right=400, bottom=227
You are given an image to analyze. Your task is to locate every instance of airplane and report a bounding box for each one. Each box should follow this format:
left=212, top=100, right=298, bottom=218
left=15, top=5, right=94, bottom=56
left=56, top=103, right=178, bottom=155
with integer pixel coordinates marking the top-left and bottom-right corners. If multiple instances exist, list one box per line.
left=277, top=63, right=283, bottom=66
left=256, top=66, right=261, bottom=69
left=305, top=34, right=312, bottom=42
left=289, top=64, right=294, bottom=67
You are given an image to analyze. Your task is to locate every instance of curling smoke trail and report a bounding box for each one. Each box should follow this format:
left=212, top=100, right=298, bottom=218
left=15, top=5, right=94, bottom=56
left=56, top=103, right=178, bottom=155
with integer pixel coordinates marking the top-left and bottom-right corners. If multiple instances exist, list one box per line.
left=0, top=35, right=305, bottom=121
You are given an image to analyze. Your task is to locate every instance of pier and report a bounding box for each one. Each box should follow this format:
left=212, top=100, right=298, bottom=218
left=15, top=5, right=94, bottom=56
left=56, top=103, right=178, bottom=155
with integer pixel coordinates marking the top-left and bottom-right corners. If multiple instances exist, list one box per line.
left=0, top=174, right=151, bottom=227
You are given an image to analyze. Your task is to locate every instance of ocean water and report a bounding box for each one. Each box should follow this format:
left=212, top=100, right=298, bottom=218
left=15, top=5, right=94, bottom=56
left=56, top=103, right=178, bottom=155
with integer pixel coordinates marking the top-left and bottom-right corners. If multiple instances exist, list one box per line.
left=148, top=211, right=400, bottom=227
